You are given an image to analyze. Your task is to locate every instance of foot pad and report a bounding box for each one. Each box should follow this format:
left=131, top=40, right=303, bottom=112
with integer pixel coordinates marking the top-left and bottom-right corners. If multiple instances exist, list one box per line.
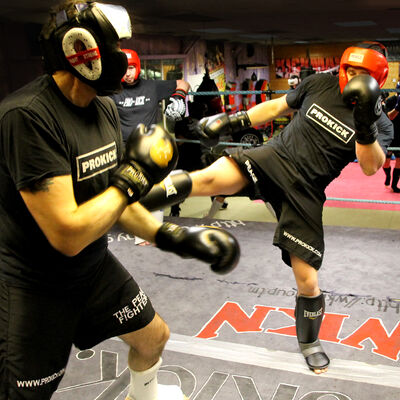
left=299, top=339, right=330, bottom=371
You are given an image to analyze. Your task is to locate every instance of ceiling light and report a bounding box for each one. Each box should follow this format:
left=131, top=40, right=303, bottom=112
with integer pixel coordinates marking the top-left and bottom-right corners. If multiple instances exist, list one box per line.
left=191, top=28, right=241, bottom=34
left=334, top=21, right=376, bottom=27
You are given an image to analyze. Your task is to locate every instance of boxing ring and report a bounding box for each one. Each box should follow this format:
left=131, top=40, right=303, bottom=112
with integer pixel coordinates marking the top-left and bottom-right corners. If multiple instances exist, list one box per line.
left=52, top=214, right=400, bottom=400
left=52, top=89, right=399, bottom=400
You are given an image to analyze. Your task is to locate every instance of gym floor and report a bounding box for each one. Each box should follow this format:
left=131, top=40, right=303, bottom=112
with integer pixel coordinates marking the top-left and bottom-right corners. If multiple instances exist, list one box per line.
left=53, top=164, right=400, bottom=400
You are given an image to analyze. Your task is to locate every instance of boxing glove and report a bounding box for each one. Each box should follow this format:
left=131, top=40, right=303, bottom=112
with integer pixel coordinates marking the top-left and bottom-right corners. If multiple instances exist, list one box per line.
left=194, top=111, right=251, bottom=147
left=111, top=124, right=178, bottom=203
left=155, top=222, right=240, bottom=274
left=342, top=74, right=382, bottom=145
left=164, top=89, right=187, bottom=121
left=139, top=170, right=192, bottom=211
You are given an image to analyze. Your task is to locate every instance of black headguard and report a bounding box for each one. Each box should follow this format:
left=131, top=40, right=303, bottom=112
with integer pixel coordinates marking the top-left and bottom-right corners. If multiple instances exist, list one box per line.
left=40, top=1, right=132, bottom=95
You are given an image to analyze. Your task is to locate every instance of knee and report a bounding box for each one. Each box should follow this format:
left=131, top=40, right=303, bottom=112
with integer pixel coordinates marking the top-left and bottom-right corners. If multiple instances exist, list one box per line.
left=123, top=314, right=170, bottom=360
left=140, top=316, right=170, bottom=358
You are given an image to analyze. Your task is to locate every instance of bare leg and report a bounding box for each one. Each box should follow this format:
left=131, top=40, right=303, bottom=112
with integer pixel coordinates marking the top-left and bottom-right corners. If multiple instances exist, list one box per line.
left=120, top=312, right=169, bottom=372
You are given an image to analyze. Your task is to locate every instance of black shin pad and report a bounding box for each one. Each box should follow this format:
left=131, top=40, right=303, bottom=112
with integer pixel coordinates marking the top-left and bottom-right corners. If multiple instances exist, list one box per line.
left=295, top=293, right=330, bottom=370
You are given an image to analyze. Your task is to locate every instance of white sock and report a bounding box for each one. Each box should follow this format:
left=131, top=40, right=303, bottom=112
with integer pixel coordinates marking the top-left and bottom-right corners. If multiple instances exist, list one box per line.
left=127, top=357, right=162, bottom=400
left=157, top=384, right=186, bottom=400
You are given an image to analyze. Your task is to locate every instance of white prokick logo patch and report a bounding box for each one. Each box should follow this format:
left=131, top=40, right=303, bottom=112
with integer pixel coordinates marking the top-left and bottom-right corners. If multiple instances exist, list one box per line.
left=306, top=103, right=355, bottom=143
left=76, top=142, right=118, bottom=181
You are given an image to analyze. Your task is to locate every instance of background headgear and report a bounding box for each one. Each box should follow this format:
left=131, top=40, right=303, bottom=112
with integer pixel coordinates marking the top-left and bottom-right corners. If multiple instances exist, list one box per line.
left=39, top=1, right=132, bottom=95
left=339, top=41, right=388, bottom=93
left=122, top=49, right=141, bottom=80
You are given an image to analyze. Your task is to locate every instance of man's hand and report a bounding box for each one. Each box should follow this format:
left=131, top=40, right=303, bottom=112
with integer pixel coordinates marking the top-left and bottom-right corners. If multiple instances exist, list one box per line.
left=342, top=74, right=382, bottom=145
left=155, top=222, right=240, bottom=274
left=110, top=124, right=178, bottom=203
left=165, top=89, right=187, bottom=121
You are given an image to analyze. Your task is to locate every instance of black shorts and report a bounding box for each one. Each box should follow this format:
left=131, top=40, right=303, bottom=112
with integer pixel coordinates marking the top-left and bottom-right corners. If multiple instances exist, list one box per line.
left=0, top=250, right=155, bottom=400
left=231, top=145, right=325, bottom=270
left=387, top=129, right=400, bottom=157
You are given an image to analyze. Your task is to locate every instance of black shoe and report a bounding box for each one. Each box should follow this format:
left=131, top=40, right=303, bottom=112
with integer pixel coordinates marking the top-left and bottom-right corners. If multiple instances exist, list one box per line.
left=169, top=205, right=181, bottom=217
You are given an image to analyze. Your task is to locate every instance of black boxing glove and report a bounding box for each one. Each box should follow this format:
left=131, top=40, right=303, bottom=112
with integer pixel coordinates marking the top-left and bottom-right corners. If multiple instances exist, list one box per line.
left=139, top=170, right=192, bottom=211
left=111, top=124, right=178, bottom=203
left=194, top=111, right=251, bottom=147
left=155, top=222, right=240, bottom=274
left=164, top=89, right=187, bottom=121
left=342, top=74, right=382, bottom=145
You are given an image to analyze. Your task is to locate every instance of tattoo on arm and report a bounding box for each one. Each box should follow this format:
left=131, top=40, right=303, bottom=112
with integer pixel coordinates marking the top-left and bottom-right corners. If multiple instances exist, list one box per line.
left=29, top=178, right=54, bottom=193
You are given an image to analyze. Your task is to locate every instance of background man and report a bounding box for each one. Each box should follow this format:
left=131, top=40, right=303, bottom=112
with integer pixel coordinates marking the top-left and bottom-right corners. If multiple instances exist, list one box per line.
left=110, top=48, right=190, bottom=143
left=382, top=88, right=400, bottom=192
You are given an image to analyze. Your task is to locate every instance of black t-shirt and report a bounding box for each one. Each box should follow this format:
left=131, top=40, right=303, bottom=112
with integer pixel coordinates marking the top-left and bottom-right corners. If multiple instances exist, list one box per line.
left=267, top=73, right=392, bottom=189
left=110, top=79, right=176, bottom=141
left=0, top=75, right=123, bottom=288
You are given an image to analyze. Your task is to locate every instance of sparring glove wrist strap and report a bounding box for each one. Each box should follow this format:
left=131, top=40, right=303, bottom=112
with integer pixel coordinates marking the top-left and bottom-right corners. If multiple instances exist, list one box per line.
left=229, top=111, right=251, bottom=133
left=155, top=222, right=184, bottom=252
left=355, top=122, right=378, bottom=145
left=154, top=222, right=185, bottom=256
left=111, top=161, right=152, bottom=204
left=173, top=89, right=187, bottom=99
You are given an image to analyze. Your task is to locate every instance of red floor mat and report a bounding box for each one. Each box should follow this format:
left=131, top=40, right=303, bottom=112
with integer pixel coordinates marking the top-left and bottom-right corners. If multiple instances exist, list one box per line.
left=325, top=162, right=400, bottom=210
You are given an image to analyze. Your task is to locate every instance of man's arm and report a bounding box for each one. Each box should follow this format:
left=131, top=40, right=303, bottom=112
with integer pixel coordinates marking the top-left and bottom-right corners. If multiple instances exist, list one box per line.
left=247, top=94, right=293, bottom=126
left=355, top=141, right=385, bottom=176
left=194, top=95, right=293, bottom=146
left=342, top=75, right=387, bottom=176
left=387, top=94, right=400, bottom=121
left=118, top=202, right=162, bottom=242
left=19, top=123, right=178, bottom=257
left=176, top=79, right=190, bottom=93
left=20, top=175, right=129, bottom=257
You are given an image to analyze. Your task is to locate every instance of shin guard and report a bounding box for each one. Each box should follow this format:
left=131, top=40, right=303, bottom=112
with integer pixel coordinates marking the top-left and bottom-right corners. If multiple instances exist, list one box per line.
left=295, top=293, right=330, bottom=370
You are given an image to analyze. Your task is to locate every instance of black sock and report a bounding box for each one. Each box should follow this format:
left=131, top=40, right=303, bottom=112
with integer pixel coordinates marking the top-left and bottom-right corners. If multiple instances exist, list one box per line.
left=383, top=167, right=391, bottom=186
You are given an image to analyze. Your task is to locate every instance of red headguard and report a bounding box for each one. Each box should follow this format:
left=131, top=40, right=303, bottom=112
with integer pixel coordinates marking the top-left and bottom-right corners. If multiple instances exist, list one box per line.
left=339, top=42, right=388, bottom=92
left=122, top=48, right=141, bottom=80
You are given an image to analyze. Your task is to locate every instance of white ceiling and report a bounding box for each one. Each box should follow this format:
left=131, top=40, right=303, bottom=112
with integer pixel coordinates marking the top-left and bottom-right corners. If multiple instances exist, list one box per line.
left=1, top=0, right=400, bottom=46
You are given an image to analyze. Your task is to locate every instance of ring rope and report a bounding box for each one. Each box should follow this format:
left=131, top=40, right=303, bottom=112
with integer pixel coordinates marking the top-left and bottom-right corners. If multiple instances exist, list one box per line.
left=176, top=139, right=400, bottom=152
left=188, top=88, right=400, bottom=96
left=176, top=138, right=253, bottom=147
left=326, top=197, right=400, bottom=205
